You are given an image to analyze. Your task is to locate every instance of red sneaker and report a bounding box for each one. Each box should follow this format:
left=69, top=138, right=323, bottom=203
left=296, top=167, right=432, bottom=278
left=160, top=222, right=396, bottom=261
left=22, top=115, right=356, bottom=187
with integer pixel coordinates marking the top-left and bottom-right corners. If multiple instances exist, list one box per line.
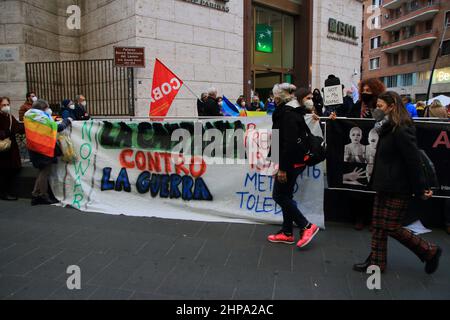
left=297, top=224, right=320, bottom=248
left=268, top=231, right=295, bottom=245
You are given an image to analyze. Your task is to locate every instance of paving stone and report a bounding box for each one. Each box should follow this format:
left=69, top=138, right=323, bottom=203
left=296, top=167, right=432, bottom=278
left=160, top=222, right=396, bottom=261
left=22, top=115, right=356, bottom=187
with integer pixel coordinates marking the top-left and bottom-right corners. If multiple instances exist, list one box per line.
left=273, top=271, right=314, bottom=300
left=156, top=261, right=208, bottom=298
left=0, top=276, right=33, bottom=299
left=47, top=285, right=99, bottom=300
left=6, top=277, right=64, bottom=300
left=0, top=246, right=64, bottom=276
left=87, top=255, right=146, bottom=289
left=164, top=237, right=205, bottom=262
left=88, top=287, right=134, bottom=300
left=122, top=258, right=178, bottom=293
left=193, top=265, right=241, bottom=300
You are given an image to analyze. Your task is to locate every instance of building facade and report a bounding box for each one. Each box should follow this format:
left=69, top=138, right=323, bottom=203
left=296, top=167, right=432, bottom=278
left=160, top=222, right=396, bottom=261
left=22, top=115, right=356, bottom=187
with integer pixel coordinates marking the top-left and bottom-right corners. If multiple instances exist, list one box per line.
left=0, top=0, right=363, bottom=117
left=362, top=0, right=450, bottom=101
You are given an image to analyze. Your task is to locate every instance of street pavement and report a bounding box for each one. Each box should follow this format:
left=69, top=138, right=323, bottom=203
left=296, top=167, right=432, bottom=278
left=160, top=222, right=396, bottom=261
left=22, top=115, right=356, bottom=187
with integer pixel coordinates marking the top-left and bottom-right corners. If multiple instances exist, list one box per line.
left=0, top=199, right=449, bottom=300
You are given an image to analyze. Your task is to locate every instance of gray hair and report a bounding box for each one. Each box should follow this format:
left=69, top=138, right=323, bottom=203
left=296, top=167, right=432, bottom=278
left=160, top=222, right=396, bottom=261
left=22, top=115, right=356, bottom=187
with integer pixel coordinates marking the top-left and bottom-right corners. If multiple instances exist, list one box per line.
left=207, top=87, right=218, bottom=96
left=75, top=94, right=85, bottom=102
left=272, top=83, right=296, bottom=103
left=32, top=99, right=49, bottom=111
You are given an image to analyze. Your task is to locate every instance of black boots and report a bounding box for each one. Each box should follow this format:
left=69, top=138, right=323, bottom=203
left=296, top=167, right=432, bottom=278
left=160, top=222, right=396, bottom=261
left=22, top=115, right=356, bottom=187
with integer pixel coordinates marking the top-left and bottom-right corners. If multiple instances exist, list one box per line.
left=353, top=255, right=372, bottom=272
left=31, top=196, right=58, bottom=206
left=425, top=247, right=442, bottom=275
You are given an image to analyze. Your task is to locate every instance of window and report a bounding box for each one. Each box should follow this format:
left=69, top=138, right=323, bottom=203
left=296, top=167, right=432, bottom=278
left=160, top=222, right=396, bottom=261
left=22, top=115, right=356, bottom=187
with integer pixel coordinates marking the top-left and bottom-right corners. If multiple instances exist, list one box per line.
left=372, top=0, right=382, bottom=7
left=404, top=25, right=415, bottom=38
left=371, top=36, right=381, bottom=49
left=371, top=16, right=381, bottom=29
left=390, top=53, right=399, bottom=66
left=442, top=40, right=450, bottom=56
left=370, top=57, right=380, bottom=70
left=392, top=30, right=400, bottom=42
left=421, top=46, right=431, bottom=59
left=406, top=49, right=414, bottom=63
left=446, top=11, right=450, bottom=27
left=409, top=0, right=419, bottom=11
left=384, top=75, right=398, bottom=88
left=425, top=19, right=433, bottom=32
left=400, top=73, right=415, bottom=87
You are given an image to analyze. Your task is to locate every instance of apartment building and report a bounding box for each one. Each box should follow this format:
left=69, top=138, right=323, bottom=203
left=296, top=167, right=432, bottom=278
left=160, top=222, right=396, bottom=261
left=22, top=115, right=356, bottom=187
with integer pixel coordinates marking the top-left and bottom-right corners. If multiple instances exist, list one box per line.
left=362, top=0, right=450, bottom=101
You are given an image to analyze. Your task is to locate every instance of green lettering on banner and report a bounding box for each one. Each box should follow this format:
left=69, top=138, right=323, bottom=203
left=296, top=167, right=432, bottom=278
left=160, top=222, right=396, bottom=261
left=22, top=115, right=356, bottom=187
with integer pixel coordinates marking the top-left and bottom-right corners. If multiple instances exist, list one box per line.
left=71, top=121, right=95, bottom=209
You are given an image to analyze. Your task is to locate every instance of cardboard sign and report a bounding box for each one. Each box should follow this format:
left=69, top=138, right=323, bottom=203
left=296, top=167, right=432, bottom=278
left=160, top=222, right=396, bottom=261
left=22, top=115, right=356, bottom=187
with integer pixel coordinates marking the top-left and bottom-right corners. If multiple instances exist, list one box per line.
left=323, top=85, right=344, bottom=106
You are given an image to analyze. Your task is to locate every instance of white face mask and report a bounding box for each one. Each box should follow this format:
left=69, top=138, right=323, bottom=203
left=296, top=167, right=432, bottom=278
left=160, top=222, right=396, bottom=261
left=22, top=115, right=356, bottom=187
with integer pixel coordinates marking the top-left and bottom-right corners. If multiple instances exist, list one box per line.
left=304, top=99, right=315, bottom=111
left=69, top=104, right=75, bottom=110
left=31, top=96, right=38, bottom=102
left=1, top=106, right=11, bottom=114
left=81, top=101, right=87, bottom=107
left=45, top=108, right=53, bottom=116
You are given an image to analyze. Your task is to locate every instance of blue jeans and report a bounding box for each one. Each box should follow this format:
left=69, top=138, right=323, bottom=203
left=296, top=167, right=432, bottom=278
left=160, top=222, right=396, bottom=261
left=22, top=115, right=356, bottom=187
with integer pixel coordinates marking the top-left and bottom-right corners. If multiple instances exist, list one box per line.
left=273, top=167, right=309, bottom=234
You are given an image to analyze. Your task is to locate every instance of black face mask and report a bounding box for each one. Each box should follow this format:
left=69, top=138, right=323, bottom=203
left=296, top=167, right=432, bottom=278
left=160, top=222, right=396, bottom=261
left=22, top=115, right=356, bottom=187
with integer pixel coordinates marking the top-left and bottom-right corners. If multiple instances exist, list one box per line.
left=361, top=93, right=374, bottom=104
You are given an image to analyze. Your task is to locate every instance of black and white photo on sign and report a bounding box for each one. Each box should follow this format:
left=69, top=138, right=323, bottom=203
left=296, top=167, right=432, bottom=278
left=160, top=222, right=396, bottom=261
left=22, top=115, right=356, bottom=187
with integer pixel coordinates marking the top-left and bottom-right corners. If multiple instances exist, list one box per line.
left=343, top=126, right=379, bottom=186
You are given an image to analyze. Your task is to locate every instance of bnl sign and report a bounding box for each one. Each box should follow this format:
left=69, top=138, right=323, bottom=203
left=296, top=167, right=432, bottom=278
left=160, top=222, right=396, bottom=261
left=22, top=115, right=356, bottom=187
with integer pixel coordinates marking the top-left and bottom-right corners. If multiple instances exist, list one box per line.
left=328, top=18, right=358, bottom=40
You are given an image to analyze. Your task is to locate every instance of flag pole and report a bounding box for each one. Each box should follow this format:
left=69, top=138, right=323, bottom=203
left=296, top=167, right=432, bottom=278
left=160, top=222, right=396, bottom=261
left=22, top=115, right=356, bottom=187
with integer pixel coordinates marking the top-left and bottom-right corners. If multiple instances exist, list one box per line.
left=181, top=81, right=200, bottom=101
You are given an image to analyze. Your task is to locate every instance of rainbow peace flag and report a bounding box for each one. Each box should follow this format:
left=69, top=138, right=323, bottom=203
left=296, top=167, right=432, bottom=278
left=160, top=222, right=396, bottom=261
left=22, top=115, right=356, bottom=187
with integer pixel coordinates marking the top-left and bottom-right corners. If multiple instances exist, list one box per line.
left=24, top=109, right=58, bottom=158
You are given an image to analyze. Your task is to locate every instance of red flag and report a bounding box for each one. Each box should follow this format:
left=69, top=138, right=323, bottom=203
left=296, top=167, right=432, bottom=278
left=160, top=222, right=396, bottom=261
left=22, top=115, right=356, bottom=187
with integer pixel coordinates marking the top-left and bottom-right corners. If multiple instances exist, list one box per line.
left=149, top=59, right=183, bottom=118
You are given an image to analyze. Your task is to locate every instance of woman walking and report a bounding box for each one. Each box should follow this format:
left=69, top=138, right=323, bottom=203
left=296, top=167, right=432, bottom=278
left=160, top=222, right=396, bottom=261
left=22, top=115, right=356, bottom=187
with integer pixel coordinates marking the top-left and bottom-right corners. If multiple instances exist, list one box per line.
left=353, top=91, right=442, bottom=274
left=267, top=83, right=320, bottom=248
left=0, top=97, right=25, bottom=201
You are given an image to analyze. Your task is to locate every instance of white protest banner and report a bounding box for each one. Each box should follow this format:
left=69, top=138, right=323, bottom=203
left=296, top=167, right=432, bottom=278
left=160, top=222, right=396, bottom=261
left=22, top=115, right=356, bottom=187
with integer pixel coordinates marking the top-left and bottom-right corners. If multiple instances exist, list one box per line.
left=50, top=116, right=325, bottom=228
left=323, top=85, right=344, bottom=106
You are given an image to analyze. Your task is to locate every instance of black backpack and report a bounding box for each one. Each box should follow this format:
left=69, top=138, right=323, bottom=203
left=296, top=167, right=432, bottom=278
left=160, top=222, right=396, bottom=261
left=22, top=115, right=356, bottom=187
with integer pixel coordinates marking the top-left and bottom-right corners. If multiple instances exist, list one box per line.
left=418, top=149, right=440, bottom=190
left=298, top=117, right=326, bottom=167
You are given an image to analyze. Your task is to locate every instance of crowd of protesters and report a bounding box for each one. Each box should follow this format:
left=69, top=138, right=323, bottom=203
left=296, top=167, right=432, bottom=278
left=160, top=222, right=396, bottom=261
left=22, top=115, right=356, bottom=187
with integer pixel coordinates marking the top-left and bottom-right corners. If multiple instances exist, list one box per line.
left=0, top=92, right=90, bottom=205
left=1, top=79, right=448, bottom=275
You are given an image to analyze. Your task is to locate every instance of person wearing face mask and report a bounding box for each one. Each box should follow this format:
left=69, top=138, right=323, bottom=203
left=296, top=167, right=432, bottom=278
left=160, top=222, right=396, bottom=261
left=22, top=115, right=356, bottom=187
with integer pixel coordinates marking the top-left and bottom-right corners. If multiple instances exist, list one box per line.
left=312, top=89, right=324, bottom=117
left=348, top=78, right=386, bottom=119
left=19, top=92, right=38, bottom=122
left=294, top=88, right=321, bottom=122
left=342, top=78, right=386, bottom=230
left=24, top=99, right=72, bottom=206
left=61, top=99, right=76, bottom=121
left=74, top=95, right=91, bottom=121
left=267, top=83, right=320, bottom=249
left=0, top=97, right=25, bottom=201
left=353, top=91, right=442, bottom=275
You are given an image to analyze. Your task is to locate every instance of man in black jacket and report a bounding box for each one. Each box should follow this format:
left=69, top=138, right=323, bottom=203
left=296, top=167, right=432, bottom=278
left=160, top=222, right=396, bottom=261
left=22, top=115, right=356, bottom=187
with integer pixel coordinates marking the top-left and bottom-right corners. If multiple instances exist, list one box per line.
left=203, top=88, right=222, bottom=117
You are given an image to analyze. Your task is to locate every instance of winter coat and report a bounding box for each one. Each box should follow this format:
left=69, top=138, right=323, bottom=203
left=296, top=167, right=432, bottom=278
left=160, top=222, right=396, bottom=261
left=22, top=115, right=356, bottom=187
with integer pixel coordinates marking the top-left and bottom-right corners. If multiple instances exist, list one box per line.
left=371, top=120, right=426, bottom=196
left=203, top=96, right=222, bottom=117
left=271, top=103, right=309, bottom=171
left=0, top=112, right=25, bottom=169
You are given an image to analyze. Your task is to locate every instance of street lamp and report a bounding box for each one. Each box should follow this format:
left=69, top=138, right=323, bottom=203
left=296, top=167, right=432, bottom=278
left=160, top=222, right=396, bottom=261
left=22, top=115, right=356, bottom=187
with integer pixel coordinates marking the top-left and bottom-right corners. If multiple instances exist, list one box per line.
left=425, top=17, right=449, bottom=105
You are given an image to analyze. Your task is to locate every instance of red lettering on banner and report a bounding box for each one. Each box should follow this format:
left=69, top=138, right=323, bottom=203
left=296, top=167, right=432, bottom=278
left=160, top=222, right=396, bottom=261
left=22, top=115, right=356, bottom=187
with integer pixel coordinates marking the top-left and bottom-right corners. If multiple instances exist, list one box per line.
left=148, top=152, right=162, bottom=172
left=174, top=154, right=190, bottom=175
left=118, top=150, right=207, bottom=178
left=432, top=131, right=450, bottom=149
left=190, top=156, right=207, bottom=178
left=161, top=153, right=172, bottom=174
left=120, top=149, right=135, bottom=169
left=135, top=151, right=146, bottom=171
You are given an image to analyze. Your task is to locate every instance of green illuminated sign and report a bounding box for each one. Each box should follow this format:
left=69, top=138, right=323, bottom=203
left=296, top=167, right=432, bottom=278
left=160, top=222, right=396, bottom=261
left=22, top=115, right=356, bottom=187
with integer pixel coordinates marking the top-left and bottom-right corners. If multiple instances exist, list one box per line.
left=256, top=24, right=273, bottom=53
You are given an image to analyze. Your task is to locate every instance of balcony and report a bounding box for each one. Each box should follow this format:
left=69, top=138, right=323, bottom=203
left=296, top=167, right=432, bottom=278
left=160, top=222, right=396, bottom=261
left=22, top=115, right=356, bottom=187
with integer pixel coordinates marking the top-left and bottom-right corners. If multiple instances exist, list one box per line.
left=383, top=0, right=409, bottom=9
left=381, top=29, right=438, bottom=53
left=382, top=1, right=440, bottom=32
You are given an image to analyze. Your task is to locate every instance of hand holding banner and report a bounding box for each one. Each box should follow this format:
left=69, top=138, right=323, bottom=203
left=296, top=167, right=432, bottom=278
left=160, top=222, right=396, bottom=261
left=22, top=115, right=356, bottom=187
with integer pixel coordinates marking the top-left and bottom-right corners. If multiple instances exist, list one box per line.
left=149, top=59, right=183, bottom=118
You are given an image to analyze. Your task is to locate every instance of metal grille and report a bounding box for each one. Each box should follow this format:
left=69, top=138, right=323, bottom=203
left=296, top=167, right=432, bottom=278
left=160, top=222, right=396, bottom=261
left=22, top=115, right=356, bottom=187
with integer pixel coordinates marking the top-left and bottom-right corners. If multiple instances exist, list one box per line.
left=25, top=59, right=134, bottom=116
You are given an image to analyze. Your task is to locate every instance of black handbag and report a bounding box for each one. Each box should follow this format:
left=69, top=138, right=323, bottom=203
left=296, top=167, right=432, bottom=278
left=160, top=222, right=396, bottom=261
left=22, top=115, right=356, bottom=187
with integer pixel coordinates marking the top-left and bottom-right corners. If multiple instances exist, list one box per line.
left=418, top=149, right=440, bottom=190
left=302, top=120, right=326, bottom=167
